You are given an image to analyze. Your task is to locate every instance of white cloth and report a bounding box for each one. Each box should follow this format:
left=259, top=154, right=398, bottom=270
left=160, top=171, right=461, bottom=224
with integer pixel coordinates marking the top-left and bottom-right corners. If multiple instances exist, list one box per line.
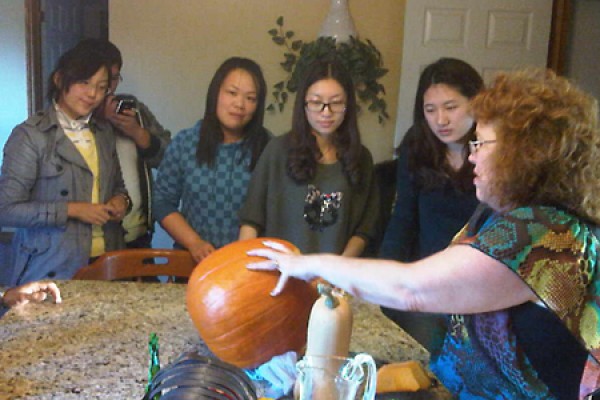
left=245, top=351, right=298, bottom=399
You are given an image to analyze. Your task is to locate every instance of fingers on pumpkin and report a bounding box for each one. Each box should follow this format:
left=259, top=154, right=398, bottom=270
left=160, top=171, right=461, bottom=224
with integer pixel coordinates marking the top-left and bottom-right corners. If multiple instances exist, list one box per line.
left=247, top=248, right=277, bottom=261
left=271, top=273, right=290, bottom=297
left=246, top=259, right=278, bottom=271
left=262, top=240, right=293, bottom=253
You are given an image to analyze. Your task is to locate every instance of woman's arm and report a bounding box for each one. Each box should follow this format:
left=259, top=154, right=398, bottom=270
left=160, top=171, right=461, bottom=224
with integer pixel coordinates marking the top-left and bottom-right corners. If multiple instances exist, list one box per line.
left=0, top=127, right=70, bottom=228
left=239, top=224, right=258, bottom=241
left=248, top=243, right=537, bottom=315
left=341, top=236, right=366, bottom=257
left=238, top=139, right=278, bottom=236
left=347, top=149, right=379, bottom=256
left=159, top=212, right=215, bottom=262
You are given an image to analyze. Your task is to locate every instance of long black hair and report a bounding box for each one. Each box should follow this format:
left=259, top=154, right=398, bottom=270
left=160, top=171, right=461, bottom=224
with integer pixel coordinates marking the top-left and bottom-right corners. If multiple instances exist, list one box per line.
left=196, top=57, right=269, bottom=171
left=400, top=57, right=483, bottom=192
left=287, top=57, right=364, bottom=186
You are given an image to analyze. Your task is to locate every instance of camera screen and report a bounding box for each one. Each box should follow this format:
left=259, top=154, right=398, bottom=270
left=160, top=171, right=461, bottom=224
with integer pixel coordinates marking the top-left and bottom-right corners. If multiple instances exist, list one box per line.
left=116, top=99, right=135, bottom=114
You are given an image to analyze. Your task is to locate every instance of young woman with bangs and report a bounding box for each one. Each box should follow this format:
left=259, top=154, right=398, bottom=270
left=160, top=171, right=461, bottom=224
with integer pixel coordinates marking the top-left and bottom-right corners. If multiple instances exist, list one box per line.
left=0, top=44, right=129, bottom=285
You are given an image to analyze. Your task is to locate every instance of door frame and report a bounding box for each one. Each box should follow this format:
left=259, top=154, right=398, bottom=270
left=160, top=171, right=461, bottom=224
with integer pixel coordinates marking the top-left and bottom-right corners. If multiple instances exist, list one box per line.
left=25, top=0, right=43, bottom=115
left=547, top=0, right=571, bottom=74
left=24, top=0, right=108, bottom=115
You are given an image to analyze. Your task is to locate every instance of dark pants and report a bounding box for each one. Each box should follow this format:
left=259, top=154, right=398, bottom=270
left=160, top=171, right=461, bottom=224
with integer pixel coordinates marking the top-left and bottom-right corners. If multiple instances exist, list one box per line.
left=126, top=233, right=153, bottom=249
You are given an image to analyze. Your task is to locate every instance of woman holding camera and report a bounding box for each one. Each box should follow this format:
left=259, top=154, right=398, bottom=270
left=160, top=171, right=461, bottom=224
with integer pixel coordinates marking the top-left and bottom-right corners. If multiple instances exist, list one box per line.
left=0, top=44, right=129, bottom=285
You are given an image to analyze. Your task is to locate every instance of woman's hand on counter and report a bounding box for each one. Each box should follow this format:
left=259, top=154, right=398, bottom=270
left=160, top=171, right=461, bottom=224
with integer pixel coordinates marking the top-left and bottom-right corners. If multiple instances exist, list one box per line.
left=2, top=281, right=62, bottom=308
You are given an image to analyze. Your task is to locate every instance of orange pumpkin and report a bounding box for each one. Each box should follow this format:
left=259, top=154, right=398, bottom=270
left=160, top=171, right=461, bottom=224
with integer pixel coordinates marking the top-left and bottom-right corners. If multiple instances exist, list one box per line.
left=186, top=238, right=319, bottom=369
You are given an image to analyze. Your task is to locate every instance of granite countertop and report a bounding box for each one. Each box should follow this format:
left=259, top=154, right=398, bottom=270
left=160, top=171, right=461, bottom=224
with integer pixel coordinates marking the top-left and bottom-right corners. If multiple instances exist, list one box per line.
left=0, top=280, right=450, bottom=399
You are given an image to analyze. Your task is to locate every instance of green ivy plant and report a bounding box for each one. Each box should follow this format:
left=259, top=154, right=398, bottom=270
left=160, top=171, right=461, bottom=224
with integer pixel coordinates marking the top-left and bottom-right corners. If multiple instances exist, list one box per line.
left=267, top=16, right=389, bottom=124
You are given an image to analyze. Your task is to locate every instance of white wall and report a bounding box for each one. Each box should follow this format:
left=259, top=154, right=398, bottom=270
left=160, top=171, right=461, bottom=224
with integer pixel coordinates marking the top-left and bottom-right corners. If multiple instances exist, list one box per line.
left=0, top=1, right=28, bottom=166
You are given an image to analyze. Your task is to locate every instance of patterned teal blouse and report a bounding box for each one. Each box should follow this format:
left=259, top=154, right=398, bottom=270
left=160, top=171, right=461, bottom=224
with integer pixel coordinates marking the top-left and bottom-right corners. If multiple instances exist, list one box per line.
left=430, top=206, right=600, bottom=399
left=153, top=120, right=254, bottom=249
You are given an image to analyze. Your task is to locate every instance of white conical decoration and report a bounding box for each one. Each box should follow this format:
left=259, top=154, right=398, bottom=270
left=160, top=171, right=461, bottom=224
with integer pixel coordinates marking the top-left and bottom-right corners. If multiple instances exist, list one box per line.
left=318, top=0, right=357, bottom=43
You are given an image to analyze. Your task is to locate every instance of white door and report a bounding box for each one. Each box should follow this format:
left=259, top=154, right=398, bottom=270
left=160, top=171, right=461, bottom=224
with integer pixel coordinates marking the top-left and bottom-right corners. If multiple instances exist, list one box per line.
left=394, top=0, right=553, bottom=146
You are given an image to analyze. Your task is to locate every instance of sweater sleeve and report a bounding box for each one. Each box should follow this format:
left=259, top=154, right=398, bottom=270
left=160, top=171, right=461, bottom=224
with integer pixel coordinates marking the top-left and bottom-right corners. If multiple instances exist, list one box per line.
left=379, top=143, right=419, bottom=261
left=238, top=138, right=279, bottom=233
left=0, top=126, right=68, bottom=228
left=350, top=147, right=380, bottom=244
left=152, top=128, right=188, bottom=223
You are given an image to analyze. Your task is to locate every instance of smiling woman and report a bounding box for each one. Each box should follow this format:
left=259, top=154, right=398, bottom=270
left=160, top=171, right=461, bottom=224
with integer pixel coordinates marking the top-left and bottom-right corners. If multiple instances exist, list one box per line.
left=0, top=42, right=129, bottom=285
left=54, top=68, right=110, bottom=120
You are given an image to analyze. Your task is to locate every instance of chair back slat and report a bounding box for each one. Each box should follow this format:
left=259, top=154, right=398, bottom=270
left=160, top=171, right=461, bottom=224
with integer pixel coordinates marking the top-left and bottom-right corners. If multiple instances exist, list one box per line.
left=73, top=249, right=197, bottom=282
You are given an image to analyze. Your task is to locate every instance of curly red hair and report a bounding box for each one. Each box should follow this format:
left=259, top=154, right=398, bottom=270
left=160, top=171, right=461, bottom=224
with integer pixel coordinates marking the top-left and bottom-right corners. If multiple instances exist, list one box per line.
left=471, top=69, right=600, bottom=223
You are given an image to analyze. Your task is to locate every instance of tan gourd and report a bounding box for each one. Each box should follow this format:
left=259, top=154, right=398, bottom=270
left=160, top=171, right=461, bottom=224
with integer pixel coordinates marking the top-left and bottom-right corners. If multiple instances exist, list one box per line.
left=305, top=282, right=353, bottom=357
left=376, top=361, right=432, bottom=393
left=294, top=283, right=354, bottom=399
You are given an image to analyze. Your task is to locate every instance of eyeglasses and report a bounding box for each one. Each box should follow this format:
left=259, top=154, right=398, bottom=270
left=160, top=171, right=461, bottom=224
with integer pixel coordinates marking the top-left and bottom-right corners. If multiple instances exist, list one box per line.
left=469, top=139, right=497, bottom=154
left=111, top=74, right=123, bottom=83
left=75, top=80, right=111, bottom=96
left=304, top=100, right=346, bottom=114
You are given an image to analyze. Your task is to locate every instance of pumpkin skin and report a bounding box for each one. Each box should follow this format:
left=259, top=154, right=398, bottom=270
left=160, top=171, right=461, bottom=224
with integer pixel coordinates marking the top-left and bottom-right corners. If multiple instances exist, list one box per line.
left=186, top=238, right=319, bottom=369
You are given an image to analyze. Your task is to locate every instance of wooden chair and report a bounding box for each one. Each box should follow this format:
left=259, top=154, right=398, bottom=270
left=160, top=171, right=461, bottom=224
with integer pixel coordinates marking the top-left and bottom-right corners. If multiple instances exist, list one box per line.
left=73, top=249, right=197, bottom=282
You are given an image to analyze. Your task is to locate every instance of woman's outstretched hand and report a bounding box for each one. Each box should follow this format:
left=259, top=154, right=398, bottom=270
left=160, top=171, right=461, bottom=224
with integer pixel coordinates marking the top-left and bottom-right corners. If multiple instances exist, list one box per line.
left=247, top=240, right=316, bottom=296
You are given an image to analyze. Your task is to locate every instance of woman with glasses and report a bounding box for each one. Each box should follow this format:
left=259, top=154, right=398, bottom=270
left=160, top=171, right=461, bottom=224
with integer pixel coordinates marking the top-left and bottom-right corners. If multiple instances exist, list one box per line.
left=249, top=69, right=600, bottom=399
left=0, top=44, right=129, bottom=285
left=379, top=58, right=483, bottom=351
left=239, top=57, right=378, bottom=256
left=153, top=57, right=270, bottom=263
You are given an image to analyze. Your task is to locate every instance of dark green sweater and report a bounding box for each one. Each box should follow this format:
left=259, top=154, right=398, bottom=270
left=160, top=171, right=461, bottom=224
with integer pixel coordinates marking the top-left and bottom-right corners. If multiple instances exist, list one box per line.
left=239, top=134, right=379, bottom=254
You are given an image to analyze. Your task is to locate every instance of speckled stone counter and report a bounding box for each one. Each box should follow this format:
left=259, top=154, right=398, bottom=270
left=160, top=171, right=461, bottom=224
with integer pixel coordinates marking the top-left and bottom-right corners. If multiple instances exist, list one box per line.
left=0, top=280, right=450, bottom=399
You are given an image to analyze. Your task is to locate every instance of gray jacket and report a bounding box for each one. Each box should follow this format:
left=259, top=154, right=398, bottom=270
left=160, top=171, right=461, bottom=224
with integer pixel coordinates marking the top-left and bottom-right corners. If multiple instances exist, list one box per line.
left=0, top=108, right=127, bottom=285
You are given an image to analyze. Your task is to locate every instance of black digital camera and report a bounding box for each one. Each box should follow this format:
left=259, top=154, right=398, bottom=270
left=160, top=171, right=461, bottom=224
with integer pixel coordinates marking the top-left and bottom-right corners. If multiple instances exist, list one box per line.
left=114, top=94, right=137, bottom=114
